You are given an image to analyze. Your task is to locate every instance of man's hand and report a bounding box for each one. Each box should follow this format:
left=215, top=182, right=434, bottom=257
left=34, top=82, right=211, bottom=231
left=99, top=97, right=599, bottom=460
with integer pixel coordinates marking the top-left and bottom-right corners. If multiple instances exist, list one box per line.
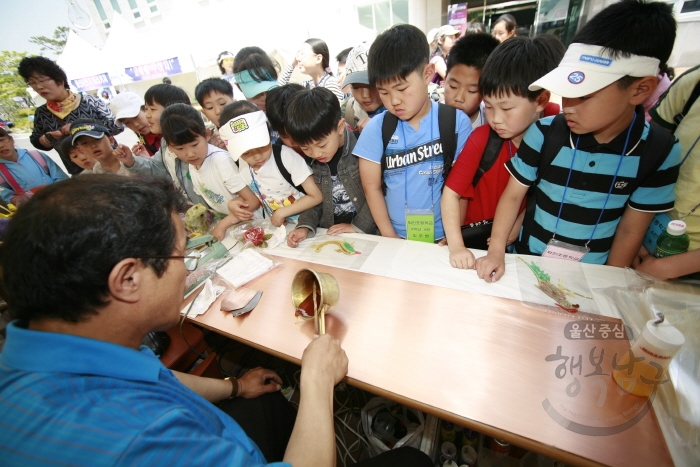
left=449, top=245, right=476, bottom=270
left=301, top=334, right=348, bottom=388
left=228, top=199, right=254, bottom=220
left=327, top=223, right=355, bottom=235
left=287, top=228, right=309, bottom=248
left=475, top=252, right=506, bottom=282
left=113, top=144, right=136, bottom=168
left=237, top=367, right=283, bottom=399
left=10, top=192, right=33, bottom=207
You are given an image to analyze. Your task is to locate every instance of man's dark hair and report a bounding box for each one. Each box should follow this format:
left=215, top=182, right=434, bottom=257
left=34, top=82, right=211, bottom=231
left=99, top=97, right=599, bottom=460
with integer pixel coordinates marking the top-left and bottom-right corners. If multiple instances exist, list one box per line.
left=18, top=56, right=69, bottom=90
left=219, top=100, right=260, bottom=128
left=160, top=103, right=206, bottom=146
left=368, top=24, right=429, bottom=86
left=144, top=84, right=190, bottom=107
left=194, top=78, right=234, bottom=106
left=336, top=47, right=353, bottom=64
left=233, top=46, right=280, bottom=81
left=446, top=33, right=500, bottom=74
left=285, top=88, right=341, bottom=146
left=2, top=175, right=186, bottom=322
left=479, top=35, right=565, bottom=101
left=266, top=84, right=305, bottom=136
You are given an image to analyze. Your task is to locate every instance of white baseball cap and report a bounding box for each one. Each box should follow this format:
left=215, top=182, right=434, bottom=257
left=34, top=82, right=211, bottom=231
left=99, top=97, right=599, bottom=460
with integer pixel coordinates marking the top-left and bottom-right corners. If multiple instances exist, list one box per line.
left=218, top=110, right=270, bottom=161
left=343, top=42, right=371, bottom=87
left=435, top=25, right=460, bottom=39
left=529, top=43, right=660, bottom=98
left=109, top=92, right=144, bottom=124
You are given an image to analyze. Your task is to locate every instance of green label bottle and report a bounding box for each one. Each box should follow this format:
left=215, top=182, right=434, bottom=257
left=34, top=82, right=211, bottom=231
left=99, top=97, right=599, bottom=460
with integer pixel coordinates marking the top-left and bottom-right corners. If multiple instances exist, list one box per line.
left=654, top=220, right=690, bottom=258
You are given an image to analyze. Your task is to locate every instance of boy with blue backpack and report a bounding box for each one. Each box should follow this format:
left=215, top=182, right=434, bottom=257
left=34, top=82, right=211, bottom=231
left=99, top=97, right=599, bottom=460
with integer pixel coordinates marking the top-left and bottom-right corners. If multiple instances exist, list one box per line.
left=353, top=24, right=472, bottom=242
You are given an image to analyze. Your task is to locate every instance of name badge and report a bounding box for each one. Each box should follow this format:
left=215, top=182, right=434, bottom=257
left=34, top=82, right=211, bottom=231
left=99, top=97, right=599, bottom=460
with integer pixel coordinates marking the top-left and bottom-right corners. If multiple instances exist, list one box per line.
left=542, top=238, right=589, bottom=262
left=405, top=209, right=435, bottom=243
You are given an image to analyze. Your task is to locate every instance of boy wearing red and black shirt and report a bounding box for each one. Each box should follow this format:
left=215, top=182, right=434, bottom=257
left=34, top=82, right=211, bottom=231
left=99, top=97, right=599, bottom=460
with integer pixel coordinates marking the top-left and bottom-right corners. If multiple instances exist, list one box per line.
left=441, top=35, right=563, bottom=269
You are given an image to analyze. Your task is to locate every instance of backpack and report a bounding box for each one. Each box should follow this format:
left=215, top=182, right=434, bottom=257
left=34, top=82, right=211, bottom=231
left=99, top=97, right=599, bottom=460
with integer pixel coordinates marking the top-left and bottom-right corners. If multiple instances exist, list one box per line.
left=673, top=76, right=700, bottom=126
left=516, top=114, right=677, bottom=253
left=272, top=143, right=306, bottom=195
left=0, top=150, right=49, bottom=194
left=472, top=128, right=508, bottom=188
left=380, top=103, right=457, bottom=195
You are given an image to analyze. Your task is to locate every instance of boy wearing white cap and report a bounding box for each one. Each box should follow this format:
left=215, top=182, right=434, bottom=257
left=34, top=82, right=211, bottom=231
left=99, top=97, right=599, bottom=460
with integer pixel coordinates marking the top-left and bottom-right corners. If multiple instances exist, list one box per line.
left=476, top=0, right=681, bottom=282
left=109, top=92, right=161, bottom=156
left=218, top=101, right=322, bottom=227
left=341, top=42, right=386, bottom=132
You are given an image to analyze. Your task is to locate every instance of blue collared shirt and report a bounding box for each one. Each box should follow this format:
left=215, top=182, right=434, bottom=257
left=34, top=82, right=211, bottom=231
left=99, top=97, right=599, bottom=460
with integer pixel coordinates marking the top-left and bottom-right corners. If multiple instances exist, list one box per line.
left=0, top=321, right=289, bottom=467
left=0, top=149, right=68, bottom=203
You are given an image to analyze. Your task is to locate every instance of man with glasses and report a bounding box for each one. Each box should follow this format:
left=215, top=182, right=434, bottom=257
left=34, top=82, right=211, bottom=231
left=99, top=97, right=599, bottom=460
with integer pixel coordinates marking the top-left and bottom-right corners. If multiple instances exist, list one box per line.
left=0, top=175, right=431, bottom=467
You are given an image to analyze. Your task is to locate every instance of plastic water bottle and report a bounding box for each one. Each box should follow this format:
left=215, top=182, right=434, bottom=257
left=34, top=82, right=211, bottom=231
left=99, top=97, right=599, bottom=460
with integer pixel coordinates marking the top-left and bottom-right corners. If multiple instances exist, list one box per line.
left=654, top=220, right=690, bottom=258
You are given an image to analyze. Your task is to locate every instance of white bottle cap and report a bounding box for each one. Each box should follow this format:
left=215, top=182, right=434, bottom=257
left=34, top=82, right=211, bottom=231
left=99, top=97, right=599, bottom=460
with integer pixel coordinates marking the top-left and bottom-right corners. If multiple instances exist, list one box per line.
left=642, top=320, right=685, bottom=354
left=667, top=220, right=687, bottom=236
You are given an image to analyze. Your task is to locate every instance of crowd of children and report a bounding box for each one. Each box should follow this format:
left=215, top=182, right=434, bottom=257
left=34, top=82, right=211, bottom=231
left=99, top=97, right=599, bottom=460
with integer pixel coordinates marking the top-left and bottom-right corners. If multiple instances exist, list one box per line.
left=15, top=0, right=698, bottom=281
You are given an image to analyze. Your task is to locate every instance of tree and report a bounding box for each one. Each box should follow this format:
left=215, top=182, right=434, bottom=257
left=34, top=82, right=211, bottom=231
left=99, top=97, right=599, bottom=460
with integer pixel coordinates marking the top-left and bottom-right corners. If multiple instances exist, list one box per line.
left=29, top=26, right=69, bottom=56
left=0, top=51, right=34, bottom=118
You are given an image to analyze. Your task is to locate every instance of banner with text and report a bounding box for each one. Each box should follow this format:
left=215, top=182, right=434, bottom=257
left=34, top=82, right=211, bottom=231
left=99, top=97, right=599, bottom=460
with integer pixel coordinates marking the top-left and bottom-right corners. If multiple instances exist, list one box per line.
left=125, top=57, right=182, bottom=81
left=70, top=73, right=112, bottom=92
left=447, top=3, right=468, bottom=36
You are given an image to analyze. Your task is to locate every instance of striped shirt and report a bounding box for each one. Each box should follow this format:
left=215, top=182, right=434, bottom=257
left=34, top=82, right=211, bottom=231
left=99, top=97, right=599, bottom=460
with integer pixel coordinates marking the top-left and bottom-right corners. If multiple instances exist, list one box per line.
left=507, top=108, right=681, bottom=264
left=0, top=321, right=288, bottom=467
left=278, top=63, right=344, bottom=103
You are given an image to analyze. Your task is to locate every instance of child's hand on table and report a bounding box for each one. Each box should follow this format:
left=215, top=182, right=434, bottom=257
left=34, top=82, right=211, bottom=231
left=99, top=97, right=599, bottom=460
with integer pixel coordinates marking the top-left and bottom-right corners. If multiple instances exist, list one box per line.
left=449, top=245, right=476, bottom=270
left=228, top=199, right=254, bottom=220
left=327, top=223, right=355, bottom=235
left=475, top=253, right=505, bottom=282
left=287, top=228, right=309, bottom=248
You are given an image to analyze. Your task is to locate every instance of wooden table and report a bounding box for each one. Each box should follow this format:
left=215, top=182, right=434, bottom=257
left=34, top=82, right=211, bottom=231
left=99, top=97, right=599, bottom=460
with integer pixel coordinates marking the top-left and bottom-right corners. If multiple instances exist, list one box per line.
left=192, top=255, right=672, bottom=467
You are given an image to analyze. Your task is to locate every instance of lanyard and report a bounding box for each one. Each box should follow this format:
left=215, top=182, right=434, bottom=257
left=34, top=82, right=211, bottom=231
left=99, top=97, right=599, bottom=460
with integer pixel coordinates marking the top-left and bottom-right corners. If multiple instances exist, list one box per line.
left=552, top=113, right=637, bottom=247
left=248, top=165, right=274, bottom=216
left=401, top=110, right=435, bottom=211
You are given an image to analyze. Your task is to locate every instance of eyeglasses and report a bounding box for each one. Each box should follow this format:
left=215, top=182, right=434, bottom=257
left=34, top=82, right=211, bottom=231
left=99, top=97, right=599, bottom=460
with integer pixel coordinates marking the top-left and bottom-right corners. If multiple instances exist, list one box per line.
left=139, top=251, right=203, bottom=271
left=27, top=77, right=53, bottom=88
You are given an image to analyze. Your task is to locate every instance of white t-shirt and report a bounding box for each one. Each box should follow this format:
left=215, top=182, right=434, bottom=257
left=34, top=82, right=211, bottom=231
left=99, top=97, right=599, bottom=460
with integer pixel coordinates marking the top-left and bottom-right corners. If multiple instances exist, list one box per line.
left=191, top=145, right=247, bottom=215
left=239, top=145, right=312, bottom=218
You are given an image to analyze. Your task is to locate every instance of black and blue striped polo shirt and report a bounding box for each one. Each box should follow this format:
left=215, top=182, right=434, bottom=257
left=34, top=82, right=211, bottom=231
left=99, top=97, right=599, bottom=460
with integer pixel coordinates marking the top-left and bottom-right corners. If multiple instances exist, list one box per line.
left=507, top=108, right=681, bottom=264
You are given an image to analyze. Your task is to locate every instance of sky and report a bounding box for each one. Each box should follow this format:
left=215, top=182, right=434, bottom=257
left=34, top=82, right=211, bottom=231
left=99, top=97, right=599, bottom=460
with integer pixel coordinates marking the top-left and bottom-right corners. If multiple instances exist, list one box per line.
left=1, top=0, right=102, bottom=57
